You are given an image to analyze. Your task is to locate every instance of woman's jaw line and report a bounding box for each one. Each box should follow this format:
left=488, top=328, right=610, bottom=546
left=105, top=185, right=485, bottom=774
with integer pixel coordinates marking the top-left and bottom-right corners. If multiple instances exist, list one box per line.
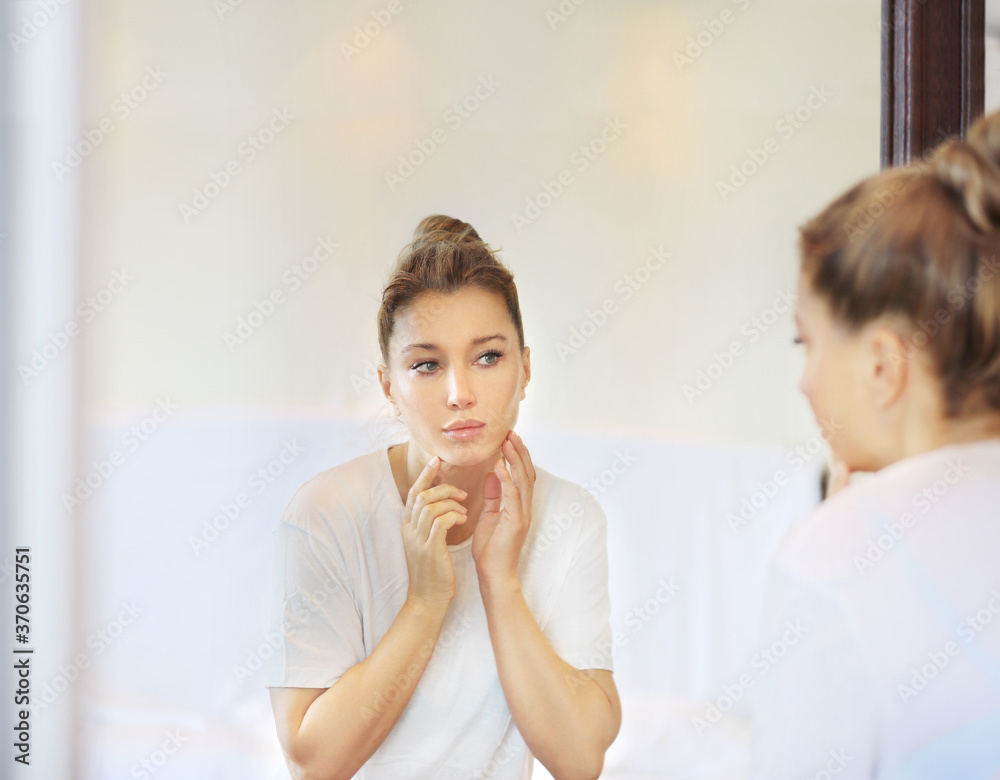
left=404, top=437, right=505, bottom=475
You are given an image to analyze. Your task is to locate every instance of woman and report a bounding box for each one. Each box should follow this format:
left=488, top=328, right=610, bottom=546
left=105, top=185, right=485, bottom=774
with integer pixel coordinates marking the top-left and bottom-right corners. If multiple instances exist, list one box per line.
left=751, top=112, right=1000, bottom=778
left=266, top=216, right=621, bottom=779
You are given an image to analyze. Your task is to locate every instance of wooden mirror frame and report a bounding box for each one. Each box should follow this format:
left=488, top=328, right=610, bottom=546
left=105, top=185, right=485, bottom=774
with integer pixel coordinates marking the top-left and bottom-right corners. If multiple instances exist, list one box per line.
left=881, top=0, right=985, bottom=167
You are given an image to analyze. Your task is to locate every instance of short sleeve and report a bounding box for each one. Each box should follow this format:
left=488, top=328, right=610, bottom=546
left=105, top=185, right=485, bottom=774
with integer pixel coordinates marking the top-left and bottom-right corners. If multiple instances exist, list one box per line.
left=748, top=563, right=878, bottom=779
left=265, top=493, right=366, bottom=689
left=541, top=496, right=614, bottom=672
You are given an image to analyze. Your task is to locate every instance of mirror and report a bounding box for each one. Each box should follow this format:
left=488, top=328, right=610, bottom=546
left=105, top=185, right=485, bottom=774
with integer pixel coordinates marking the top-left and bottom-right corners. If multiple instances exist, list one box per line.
left=4, top=1, right=882, bottom=776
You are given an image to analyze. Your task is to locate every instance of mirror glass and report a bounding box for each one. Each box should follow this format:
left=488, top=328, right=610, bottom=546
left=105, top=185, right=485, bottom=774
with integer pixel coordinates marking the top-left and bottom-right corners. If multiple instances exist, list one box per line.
left=34, top=0, right=882, bottom=775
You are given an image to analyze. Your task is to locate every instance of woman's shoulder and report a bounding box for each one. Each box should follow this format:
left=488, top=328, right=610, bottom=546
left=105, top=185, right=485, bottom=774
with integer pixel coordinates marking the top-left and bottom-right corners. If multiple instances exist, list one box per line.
left=532, top=465, right=607, bottom=529
left=775, top=440, right=1000, bottom=580
left=281, top=449, right=392, bottom=532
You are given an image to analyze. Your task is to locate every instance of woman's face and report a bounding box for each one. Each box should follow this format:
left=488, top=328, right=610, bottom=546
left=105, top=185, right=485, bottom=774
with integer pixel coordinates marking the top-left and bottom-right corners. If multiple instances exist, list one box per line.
left=380, top=286, right=530, bottom=468
left=794, top=272, right=893, bottom=472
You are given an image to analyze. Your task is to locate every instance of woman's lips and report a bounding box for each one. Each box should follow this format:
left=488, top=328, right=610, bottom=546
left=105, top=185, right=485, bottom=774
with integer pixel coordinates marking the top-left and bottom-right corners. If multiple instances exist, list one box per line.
left=442, top=422, right=486, bottom=440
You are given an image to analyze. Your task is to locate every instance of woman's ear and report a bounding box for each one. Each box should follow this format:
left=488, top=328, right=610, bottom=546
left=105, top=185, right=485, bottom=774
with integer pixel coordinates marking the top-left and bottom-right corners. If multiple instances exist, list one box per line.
left=866, top=325, right=910, bottom=411
left=520, top=346, right=531, bottom=401
left=377, top=363, right=398, bottom=414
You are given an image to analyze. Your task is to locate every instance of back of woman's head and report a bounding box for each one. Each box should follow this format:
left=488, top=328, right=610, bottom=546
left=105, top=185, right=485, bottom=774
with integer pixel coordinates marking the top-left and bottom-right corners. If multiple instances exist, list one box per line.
left=800, top=110, right=1000, bottom=418
left=377, top=215, right=524, bottom=362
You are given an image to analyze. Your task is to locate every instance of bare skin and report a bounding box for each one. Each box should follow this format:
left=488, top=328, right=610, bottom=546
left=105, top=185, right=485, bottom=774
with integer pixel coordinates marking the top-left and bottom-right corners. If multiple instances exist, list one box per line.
left=794, top=271, right=1000, bottom=498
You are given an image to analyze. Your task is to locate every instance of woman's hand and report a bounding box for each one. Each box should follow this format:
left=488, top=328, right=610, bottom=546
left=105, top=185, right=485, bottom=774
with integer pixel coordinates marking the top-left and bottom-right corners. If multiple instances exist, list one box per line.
left=401, top=456, right=468, bottom=606
left=472, top=431, right=536, bottom=591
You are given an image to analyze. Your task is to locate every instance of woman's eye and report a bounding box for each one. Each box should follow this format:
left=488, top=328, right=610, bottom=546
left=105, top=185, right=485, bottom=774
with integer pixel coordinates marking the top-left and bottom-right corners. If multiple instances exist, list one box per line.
left=412, top=360, right=438, bottom=373
left=477, top=351, right=502, bottom=366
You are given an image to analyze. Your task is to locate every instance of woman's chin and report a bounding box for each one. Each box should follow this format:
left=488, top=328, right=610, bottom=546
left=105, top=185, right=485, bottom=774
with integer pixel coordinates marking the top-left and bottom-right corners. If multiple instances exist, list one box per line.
left=436, top=439, right=502, bottom=468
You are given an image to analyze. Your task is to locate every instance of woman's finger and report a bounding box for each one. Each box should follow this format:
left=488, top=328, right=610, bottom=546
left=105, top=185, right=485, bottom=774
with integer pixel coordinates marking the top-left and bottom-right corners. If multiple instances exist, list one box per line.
left=404, top=456, right=440, bottom=520
left=427, top=509, right=468, bottom=548
left=493, top=457, right=522, bottom=522
left=411, top=485, right=468, bottom=537
left=500, top=437, right=523, bottom=486
left=414, top=499, right=467, bottom=542
left=508, top=431, right=536, bottom=484
left=501, top=437, right=532, bottom=516
left=413, top=483, right=468, bottom=514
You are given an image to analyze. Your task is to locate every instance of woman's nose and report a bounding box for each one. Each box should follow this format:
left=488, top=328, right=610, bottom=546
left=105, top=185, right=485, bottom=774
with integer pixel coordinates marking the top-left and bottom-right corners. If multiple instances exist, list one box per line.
left=447, top=367, right=476, bottom=409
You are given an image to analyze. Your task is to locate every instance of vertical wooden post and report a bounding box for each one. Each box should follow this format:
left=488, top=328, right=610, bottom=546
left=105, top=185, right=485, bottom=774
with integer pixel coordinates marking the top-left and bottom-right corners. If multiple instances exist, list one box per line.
left=881, top=0, right=985, bottom=167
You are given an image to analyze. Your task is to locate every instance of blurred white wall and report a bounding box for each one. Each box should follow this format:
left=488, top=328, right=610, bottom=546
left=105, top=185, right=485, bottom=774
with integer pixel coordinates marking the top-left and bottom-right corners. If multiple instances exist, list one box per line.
left=76, top=0, right=880, bottom=445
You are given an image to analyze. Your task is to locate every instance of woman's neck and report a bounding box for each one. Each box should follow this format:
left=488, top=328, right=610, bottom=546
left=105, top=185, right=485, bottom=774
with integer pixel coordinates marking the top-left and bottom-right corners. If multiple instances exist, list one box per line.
left=901, top=410, right=1000, bottom=459
left=391, top=441, right=502, bottom=543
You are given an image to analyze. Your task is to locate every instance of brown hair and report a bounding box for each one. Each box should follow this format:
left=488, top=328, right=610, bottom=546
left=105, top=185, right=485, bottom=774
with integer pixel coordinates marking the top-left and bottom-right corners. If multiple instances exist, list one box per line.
left=377, top=215, right=524, bottom=362
left=799, top=111, right=1000, bottom=418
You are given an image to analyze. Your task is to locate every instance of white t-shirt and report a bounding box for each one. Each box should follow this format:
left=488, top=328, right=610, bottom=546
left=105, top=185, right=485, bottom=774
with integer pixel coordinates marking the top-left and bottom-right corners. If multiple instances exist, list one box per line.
left=750, top=440, right=1000, bottom=780
left=266, top=446, right=614, bottom=780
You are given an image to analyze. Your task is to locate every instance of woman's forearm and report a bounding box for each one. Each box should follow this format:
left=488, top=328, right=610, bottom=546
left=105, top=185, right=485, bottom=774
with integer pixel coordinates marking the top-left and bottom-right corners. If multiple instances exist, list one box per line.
left=281, top=597, right=450, bottom=780
left=479, top=577, right=620, bottom=780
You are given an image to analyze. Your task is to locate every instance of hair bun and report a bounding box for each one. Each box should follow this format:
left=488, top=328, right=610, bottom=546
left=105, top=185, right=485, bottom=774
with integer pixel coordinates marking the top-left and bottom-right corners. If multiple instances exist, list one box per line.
left=930, top=117, right=1000, bottom=232
left=413, top=214, right=482, bottom=243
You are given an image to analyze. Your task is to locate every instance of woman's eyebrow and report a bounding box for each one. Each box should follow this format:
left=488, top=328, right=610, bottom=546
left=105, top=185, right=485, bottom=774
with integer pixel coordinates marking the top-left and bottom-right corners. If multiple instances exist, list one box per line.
left=471, top=334, right=508, bottom=346
left=401, top=334, right=508, bottom=354
left=401, top=342, right=436, bottom=354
